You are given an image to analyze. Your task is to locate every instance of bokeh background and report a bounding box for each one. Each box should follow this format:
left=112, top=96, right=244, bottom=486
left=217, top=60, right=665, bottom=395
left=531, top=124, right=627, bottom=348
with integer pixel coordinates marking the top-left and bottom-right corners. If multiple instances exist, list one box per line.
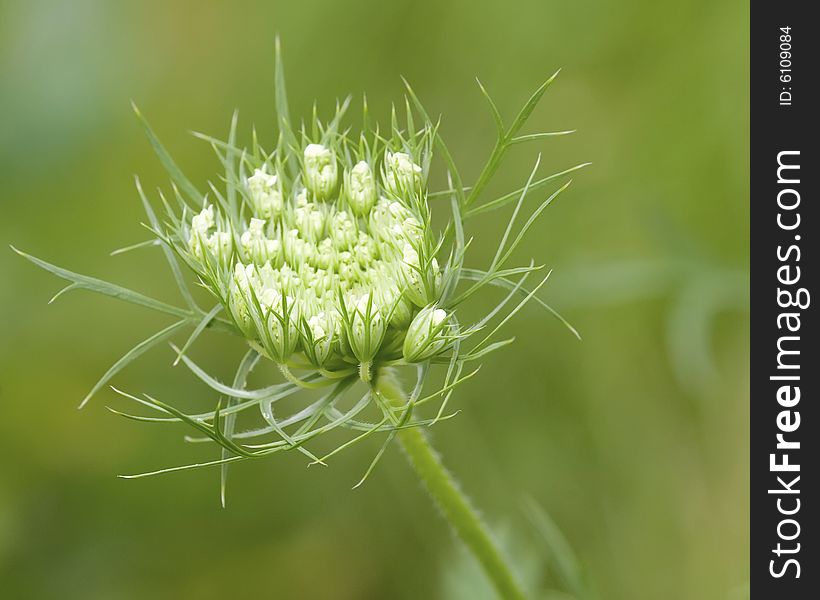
left=0, top=1, right=749, bottom=598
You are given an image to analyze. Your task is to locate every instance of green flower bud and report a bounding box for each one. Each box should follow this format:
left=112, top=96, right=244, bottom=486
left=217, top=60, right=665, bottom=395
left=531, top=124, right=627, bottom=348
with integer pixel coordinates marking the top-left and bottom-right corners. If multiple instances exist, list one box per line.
left=329, top=210, right=358, bottom=249
left=303, top=144, right=338, bottom=201
left=352, top=232, right=378, bottom=267
left=228, top=263, right=256, bottom=337
left=188, top=206, right=235, bottom=268
left=343, top=292, right=387, bottom=364
left=344, top=160, right=377, bottom=216
left=400, top=243, right=441, bottom=307
left=293, top=203, right=326, bottom=242
left=380, top=284, right=413, bottom=329
left=301, top=310, right=338, bottom=367
left=247, top=168, right=284, bottom=219
left=403, top=304, right=451, bottom=363
left=259, top=287, right=300, bottom=363
left=382, top=151, right=422, bottom=196
left=240, top=218, right=281, bottom=264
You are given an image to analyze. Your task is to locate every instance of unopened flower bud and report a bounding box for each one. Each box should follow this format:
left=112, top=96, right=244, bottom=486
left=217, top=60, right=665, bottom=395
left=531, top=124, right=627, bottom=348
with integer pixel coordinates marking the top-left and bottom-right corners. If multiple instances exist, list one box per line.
left=344, top=293, right=386, bottom=364
left=400, top=244, right=441, bottom=307
left=264, top=292, right=300, bottom=363
left=383, top=151, right=422, bottom=196
left=329, top=210, right=358, bottom=249
left=192, top=205, right=215, bottom=233
left=344, top=161, right=377, bottom=216
left=294, top=204, right=326, bottom=242
left=228, top=263, right=255, bottom=337
left=247, top=168, right=284, bottom=218
left=303, top=310, right=337, bottom=367
left=403, top=304, right=450, bottom=363
left=241, top=218, right=280, bottom=263
left=303, top=144, right=338, bottom=201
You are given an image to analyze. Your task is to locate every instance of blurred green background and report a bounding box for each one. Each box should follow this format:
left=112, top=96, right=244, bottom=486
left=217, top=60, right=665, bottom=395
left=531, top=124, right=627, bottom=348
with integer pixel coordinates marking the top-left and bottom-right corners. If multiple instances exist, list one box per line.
left=0, top=1, right=748, bottom=598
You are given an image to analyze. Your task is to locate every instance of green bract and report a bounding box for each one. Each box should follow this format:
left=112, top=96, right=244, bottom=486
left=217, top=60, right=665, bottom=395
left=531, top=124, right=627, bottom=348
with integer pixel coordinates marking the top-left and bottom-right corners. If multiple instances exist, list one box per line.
left=15, top=41, right=588, bottom=493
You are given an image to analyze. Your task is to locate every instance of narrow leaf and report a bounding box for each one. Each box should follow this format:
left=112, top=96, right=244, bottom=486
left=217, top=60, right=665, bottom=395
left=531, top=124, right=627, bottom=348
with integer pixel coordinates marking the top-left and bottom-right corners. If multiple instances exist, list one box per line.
left=132, top=103, right=203, bottom=204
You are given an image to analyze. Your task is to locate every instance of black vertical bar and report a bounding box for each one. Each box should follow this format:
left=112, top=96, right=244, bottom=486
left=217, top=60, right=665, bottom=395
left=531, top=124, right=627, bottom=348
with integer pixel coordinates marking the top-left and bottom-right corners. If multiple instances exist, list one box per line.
left=751, top=3, right=816, bottom=597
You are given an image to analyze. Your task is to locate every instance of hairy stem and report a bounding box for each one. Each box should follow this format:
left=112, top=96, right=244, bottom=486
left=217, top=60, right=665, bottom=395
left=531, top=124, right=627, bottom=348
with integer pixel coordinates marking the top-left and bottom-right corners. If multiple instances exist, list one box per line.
left=375, top=371, right=528, bottom=600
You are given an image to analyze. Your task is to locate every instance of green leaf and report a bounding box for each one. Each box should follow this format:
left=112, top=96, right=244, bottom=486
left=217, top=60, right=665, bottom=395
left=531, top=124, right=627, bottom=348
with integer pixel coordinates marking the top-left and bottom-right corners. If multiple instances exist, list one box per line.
left=508, top=130, right=575, bottom=145
left=413, top=367, right=481, bottom=407
left=110, top=239, right=160, bottom=256
left=259, top=394, right=324, bottom=465
left=475, top=78, right=505, bottom=136
left=459, top=268, right=580, bottom=340
left=508, top=70, right=561, bottom=138
left=468, top=272, right=552, bottom=356
left=354, top=365, right=429, bottom=487
left=118, top=455, right=248, bottom=479
left=522, top=497, right=595, bottom=600
left=12, top=246, right=192, bottom=320
left=460, top=338, right=516, bottom=362
left=467, top=163, right=590, bottom=219
left=172, top=345, right=310, bottom=399
left=274, top=35, right=299, bottom=178
left=495, top=180, right=573, bottom=269
left=173, top=304, right=223, bottom=366
left=80, top=319, right=190, bottom=409
left=134, top=176, right=199, bottom=310
left=132, top=103, right=203, bottom=205
left=225, top=109, right=240, bottom=223
left=490, top=155, right=543, bottom=271
left=220, top=349, right=259, bottom=506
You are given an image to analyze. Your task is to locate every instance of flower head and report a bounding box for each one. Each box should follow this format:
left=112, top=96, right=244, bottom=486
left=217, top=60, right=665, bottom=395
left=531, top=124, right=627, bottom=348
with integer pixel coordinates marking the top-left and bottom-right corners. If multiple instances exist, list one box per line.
left=176, top=128, right=454, bottom=381
left=20, top=49, right=580, bottom=487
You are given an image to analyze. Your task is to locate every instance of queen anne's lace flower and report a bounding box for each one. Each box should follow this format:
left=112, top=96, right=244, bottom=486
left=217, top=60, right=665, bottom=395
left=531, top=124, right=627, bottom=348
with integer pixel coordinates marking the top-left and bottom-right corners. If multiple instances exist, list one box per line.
left=183, top=137, right=448, bottom=380
left=19, top=54, right=578, bottom=525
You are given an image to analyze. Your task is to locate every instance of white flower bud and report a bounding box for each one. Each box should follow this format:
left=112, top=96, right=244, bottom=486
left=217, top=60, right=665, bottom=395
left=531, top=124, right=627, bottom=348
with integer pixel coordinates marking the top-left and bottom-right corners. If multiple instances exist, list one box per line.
left=189, top=206, right=216, bottom=261
left=206, top=231, right=233, bottom=265
left=400, top=244, right=441, bottom=307
left=329, top=210, right=358, bottom=249
left=228, top=262, right=255, bottom=337
left=192, top=205, right=215, bottom=234
left=303, top=311, right=336, bottom=367
left=352, top=232, right=378, bottom=267
left=263, top=292, right=300, bottom=363
left=344, top=161, right=377, bottom=215
left=313, top=238, right=337, bottom=270
left=282, top=230, right=317, bottom=265
left=241, top=218, right=279, bottom=263
left=383, top=151, right=422, bottom=196
left=343, top=292, right=386, bottom=364
left=403, top=304, right=450, bottom=363
left=294, top=204, right=326, bottom=242
left=247, top=168, right=284, bottom=218
left=377, top=282, right=413, bottom=329
left=303, top=144, right=338, bottom=201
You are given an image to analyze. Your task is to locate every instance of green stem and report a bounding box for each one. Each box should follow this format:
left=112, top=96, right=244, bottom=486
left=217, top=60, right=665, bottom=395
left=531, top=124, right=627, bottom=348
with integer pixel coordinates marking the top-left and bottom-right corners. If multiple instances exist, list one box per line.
left=376, top=373, right=528, bottom=600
